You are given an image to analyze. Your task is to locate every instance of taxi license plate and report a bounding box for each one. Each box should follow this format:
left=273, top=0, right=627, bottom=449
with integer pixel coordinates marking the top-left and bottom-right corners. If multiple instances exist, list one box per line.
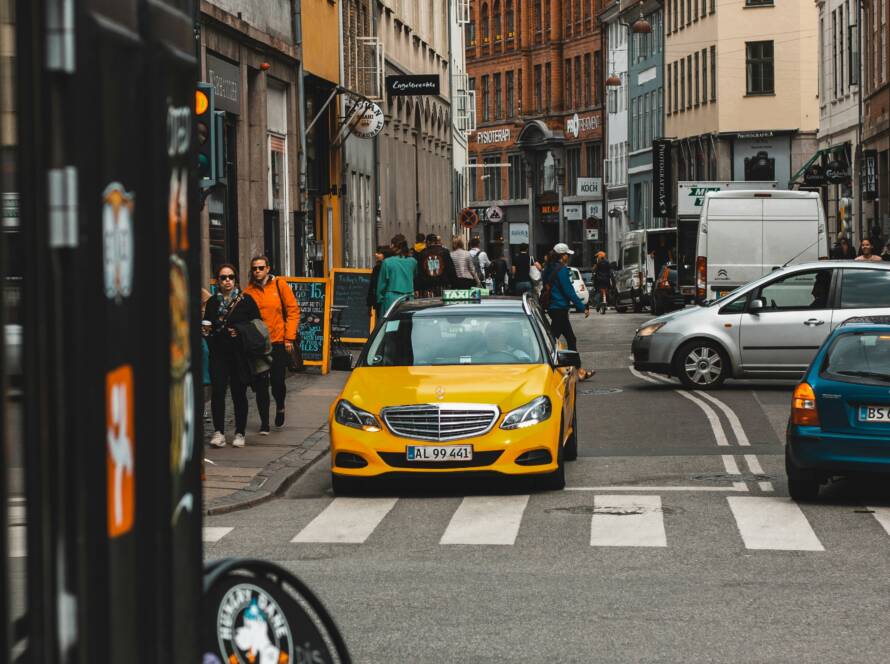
left=859, top=406, right=890, bottom=423
left=406, top=445, right=473, bottom=461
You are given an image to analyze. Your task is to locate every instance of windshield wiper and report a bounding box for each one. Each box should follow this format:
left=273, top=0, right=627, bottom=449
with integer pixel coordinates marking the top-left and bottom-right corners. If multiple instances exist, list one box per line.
left=835, top=370, right=890, bottom=382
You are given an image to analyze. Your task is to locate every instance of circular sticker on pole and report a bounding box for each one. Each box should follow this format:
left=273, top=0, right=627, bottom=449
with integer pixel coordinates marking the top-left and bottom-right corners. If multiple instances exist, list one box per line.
left=204, top=560, right=351, bottom=664
left=459, top=207, right=479, bottom=229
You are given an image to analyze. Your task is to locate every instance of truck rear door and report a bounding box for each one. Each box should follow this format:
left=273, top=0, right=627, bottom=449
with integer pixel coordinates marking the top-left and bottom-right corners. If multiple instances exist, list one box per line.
left=762, top=198, right=821, bottom=272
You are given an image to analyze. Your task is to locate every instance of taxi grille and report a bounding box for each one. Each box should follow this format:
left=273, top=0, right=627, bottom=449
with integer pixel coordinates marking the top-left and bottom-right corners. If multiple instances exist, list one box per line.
left=381, top=404, right=500, bottom=442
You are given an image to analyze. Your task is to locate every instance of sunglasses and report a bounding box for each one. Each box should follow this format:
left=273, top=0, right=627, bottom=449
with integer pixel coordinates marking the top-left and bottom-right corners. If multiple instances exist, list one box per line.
left=218, top=274, right=236, bottom=281
left=251, top=265, right=268, bottom=272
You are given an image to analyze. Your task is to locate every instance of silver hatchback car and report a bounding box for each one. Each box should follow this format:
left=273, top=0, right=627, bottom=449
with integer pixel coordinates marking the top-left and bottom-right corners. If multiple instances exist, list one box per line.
left=632, top=261, right=890, bottom=389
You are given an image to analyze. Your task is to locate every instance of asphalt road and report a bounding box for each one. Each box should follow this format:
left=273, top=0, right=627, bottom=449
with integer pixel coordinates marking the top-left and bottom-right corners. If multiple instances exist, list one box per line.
left=204, top=308, right=890, bottom=664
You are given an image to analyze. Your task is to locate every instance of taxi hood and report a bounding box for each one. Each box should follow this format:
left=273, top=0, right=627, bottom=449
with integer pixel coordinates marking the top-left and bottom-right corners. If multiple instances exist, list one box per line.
left=341, top=364, right=557, bottom=414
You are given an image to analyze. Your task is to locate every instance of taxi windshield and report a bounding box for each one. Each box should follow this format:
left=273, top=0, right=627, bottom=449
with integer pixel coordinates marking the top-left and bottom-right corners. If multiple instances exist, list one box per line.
left=364, top=312, right=544, bottom=367
left=822, top=332, right=890, bottom=384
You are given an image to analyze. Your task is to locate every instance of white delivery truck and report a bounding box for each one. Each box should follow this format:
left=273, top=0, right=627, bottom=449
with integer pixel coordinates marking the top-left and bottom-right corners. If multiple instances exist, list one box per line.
left=695, top=190, right=828, bottom=302
left=676, top=181, right=776, bottom=300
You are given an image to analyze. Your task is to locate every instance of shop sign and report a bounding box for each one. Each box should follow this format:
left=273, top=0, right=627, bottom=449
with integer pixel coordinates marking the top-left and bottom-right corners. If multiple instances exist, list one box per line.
left=386, top=74, right=440, bottom=96
left=652, top=139, right=672, bottom=217
left=206, top=54, right=240, bottom=114
left=825, top=159, right=851, bottom=185
left=564, top=204, right=583, bottom=220
left=585, top=201, right=603, bottom=219
left=585, top=228, right=600, bottom=241
left=349, top=101, right=385, bottom=139
left=475, top=128, right=511, bottom=144
left=735, top=131, right=774, bottom=140
left=566, top=113, right=600, bottom=139
left=509, top=223, right=529, bottom=244
left=576, top=177, right=601, bottom=197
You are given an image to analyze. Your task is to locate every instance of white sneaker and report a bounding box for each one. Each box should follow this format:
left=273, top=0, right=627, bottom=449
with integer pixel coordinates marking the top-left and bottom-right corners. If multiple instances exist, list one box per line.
left=232, top=433, right=246, bottom=448
left=209, top=431, right=226, bottom=448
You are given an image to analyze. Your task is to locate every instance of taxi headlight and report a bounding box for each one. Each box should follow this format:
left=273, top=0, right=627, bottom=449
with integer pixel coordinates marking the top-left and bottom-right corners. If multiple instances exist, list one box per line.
left=636, top=322, right=665, bottom=338
left=335, top=400, right=381, bottom=432
left=501, top=396, right=552, bottom=430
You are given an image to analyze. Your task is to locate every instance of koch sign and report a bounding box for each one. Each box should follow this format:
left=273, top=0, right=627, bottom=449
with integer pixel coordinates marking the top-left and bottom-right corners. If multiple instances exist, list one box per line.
left=576, top=178, right=601, bottom=197
left=386, top=74, right=440, bottom=96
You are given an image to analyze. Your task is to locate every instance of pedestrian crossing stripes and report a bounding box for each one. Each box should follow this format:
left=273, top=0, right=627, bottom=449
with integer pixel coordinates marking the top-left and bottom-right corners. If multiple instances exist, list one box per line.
left=7, top=526, right=25, bottom=558
left=204, top=494, right=890, bottom=554
left=590, top=495, right=667, bottom=547
left=291, top=498, right=397, bottom=544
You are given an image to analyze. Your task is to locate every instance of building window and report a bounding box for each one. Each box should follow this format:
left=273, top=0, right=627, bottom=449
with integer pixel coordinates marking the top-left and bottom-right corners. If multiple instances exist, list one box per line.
left=701, top=48, right=708, bottom=104
left=680, top=0, right=684, bottom=27
left=710, top=45, right=716, bottom=100
left=534, top=0, right=542, bottom=42
left=544, top=0, right=551, bottom=39
left=592, top=52, right=600, bottom=106
left=481, top=74, right=490, bottom=121
left=565, top=58, right=572, bottom=109
left=686, top=54, right=692, bottom=109
left=680, top=57, right=685, bottom=110
left=574, top=55, right=582, bottom=109
left=518, top=67, right=523, bottom=112
left=848, top=1, right=859, bottom=85
left=482, top=3, right=489, bottom=43
left=586, top=143, right=601, bottom=178
left=746, top=40, right=774, bottom=94
left=466, top=20, right=476, bottom=46
left=832, top=10, right=838, bottom=97
left=745, top=0, right=772, bottom=5
left=493, top=0, right=502, bottom=40
left=566, top=147, right=581, bottom=194
left=673, top=60, right=679, bottom=111
left=574, top=0, right=581, bottom=30
left=565, top=0, right=573, bottom=36
left=545, top=62, right=552, bottom=111
left=506, top=0, right=515, bottom=39
left=508, top=153, right=526, bottom=198
left=666, top=62, right=672, bottom=114
left=484, top=154, right=502, bottom=200
left=584, top=0, right=592, bottom=29
left=494, top=72, right=502, bottom=118
left=709, top=0, right=715, bottom=13
left=701, top=0, right=706, bottom=18
left=534, top=64, right=542, bottom=111
left=694, top=51, right=700, bottom=105
left=506, top=70, right=515, bottom=117
left=839, top=5, right=845, bottom=92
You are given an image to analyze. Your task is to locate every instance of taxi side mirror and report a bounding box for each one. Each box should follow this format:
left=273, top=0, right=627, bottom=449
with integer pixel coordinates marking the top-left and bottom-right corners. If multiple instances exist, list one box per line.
left=556, top=350, right=582, bottom=368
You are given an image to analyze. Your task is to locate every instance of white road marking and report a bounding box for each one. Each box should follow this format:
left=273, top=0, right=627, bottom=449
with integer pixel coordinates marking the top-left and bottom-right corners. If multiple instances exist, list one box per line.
left=629, top=366, right=729, bottom=446
left=744, top=454, right=765, bottom=475
left=728, top=497, right=824, bottom=551
left=291, top=498, right=397, bottom=544
left=202, top=526, right=233, bottom=543
left=8, top=505, right=25, bottom=524
left=590, top=495, right=667, bottom=547
left=8, top=526, right=25, bottom=558
left=569, top=484, right=748, bottom=492
left=696, top=391, right=751, bottom=446
left=722, top=455, right=741, bottom=475
left=440, top=495, right=530, bottom=545
left=758, top=482, right=775, bottom=493
left=869, top=507, right=890, bottom=538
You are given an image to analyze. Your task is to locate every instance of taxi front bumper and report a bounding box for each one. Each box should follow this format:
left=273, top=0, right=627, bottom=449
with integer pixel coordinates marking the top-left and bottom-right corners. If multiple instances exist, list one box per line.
left=329, top=417, right=563, bottom=478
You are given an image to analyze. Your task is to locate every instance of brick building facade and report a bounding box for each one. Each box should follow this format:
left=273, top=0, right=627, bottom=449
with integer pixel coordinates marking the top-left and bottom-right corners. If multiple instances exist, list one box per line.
left=466, top=0, right=605, bottom=266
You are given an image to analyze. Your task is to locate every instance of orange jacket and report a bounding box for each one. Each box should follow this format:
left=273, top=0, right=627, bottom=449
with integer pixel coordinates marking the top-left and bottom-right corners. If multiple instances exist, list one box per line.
left=243, top=276, right=300, bottom=344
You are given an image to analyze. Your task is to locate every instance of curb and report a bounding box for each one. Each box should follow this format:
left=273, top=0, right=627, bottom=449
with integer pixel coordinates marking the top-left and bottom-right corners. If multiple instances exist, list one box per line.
left=203, top=425, right=330, bottom=516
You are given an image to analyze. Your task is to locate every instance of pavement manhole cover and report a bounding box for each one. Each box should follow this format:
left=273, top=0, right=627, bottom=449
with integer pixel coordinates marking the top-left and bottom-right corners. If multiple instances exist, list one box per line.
left=578, top=387, right=623, bottom=396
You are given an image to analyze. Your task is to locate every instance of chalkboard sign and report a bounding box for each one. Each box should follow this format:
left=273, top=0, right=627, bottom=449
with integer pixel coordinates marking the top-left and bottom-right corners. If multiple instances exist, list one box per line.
left=331, top=268, right=374, bottom=342
left=282, top=278, right=330, bottom=372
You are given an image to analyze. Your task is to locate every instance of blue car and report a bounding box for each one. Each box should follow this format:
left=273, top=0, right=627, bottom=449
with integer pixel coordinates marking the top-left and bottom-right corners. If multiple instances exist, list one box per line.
left=786, top=316, right=890, bottom=501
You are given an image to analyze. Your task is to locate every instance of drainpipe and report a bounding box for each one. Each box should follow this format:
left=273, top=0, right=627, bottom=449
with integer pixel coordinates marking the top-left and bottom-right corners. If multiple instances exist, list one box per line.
left=295, top=0, right=311, bottom=276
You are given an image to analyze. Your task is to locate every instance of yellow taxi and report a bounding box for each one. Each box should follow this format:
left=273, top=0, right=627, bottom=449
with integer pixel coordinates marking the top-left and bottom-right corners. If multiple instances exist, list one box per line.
left=329, top=292, right=581, bottom=494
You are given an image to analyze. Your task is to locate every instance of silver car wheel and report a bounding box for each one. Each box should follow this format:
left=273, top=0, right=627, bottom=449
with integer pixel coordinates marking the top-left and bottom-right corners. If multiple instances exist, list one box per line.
left=684, top=347, right=723, bottom=385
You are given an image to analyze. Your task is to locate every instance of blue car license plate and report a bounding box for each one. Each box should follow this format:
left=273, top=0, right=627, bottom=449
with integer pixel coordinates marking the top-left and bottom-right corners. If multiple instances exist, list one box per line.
left=859, top=405, right=890, bottom=423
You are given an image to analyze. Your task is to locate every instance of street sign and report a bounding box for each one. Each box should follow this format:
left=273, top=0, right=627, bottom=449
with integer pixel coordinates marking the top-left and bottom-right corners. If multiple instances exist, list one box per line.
left=459, top=207, right=479, bottom=229
left=585, top=201, right=603, bottom=219
left=349, top=101, right=385, bottom=139
left=486, top=205, right=504, bottom=222
left=586, top=228, right=600, bottom=240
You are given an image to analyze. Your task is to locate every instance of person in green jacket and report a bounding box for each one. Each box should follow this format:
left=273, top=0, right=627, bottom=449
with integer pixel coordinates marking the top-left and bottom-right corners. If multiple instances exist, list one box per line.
left=376, top=233, right=418, bottom=314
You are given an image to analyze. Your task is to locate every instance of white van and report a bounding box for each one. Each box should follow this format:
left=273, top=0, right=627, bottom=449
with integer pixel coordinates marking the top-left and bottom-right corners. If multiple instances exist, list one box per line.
left=695, top=190, right=827, bottom=302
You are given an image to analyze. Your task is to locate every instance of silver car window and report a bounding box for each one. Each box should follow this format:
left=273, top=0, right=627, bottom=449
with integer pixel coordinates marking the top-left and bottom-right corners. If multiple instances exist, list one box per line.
left=755, top=269, right=833, bottom=311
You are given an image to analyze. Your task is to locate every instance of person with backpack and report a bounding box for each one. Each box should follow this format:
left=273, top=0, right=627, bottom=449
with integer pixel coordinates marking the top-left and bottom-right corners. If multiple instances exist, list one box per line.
left=592, top=251, right=613, bottom=314
left=451, top=236, right=481, bottom=289
left=243, top=255, right=301, bottom=434
left=489, top=249, right=509, bottom=294
left=511, top=243, right=533, bottom=295
left=416, top=233, right=457, bottom=296
left=541, top=244, right=594, bottom=381
left=468, top=236, right=490, bottom=284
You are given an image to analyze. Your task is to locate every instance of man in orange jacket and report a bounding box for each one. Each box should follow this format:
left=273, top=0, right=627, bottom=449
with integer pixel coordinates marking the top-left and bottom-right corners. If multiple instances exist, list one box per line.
left=244, top=255, right=301, bottom=433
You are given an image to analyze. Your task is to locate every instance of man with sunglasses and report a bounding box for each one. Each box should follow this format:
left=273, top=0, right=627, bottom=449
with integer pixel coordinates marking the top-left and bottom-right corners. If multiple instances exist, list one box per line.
left=244, top=256, right=301, bottom=433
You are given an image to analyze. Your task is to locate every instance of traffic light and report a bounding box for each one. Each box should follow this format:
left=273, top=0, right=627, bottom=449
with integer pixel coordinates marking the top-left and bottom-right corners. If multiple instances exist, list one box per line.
left=195, top=82, right=217, bottom=187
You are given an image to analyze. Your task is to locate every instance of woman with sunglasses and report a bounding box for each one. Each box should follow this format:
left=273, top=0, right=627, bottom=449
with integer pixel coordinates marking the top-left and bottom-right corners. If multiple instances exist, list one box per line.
left=203, top=264, right=261, bottom=448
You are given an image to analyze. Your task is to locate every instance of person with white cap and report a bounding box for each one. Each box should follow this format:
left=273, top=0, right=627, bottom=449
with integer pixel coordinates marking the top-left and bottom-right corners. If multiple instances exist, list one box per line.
left=540, top=243, right=594, bottom=381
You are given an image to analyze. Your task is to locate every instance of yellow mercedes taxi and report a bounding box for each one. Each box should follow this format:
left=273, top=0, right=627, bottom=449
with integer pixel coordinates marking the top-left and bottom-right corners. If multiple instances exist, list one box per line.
left=329, top=291, right=581, bottom=494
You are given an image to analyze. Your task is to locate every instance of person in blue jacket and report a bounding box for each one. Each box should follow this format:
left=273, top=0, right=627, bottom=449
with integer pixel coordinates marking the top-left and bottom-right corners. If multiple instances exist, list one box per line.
left=541, top=243, right=594, bottom=381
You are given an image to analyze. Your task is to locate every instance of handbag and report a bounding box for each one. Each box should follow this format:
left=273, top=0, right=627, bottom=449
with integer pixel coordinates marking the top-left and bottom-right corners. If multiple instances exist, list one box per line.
left=276, top=278, right=304, bottom=372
